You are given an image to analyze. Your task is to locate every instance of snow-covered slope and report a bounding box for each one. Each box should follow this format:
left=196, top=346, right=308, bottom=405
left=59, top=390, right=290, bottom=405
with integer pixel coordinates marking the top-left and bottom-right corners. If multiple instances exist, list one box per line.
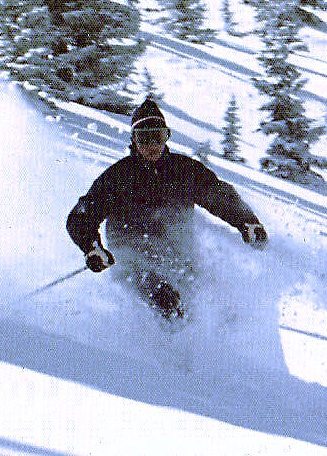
left=1, top=66, right=327, bottom=455
left=1, top=3, right=327, bottom=454
left=1, top=361, right=326, bottom=456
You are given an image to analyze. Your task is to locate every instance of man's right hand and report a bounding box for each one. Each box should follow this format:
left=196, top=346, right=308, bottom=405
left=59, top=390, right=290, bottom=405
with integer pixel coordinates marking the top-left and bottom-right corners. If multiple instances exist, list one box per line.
left=85, top=241, right=115, bottom=272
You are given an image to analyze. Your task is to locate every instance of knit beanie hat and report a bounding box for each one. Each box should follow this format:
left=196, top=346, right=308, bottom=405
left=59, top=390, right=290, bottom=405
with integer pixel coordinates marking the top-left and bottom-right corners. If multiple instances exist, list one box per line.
left=131, top=98, right=167, bottom=130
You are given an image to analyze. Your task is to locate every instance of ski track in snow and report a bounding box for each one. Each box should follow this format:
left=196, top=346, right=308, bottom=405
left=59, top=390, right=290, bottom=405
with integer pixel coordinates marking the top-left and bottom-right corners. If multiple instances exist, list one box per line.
left=1, top=82, right=327, bottom=452
left=140, top=28, right=327, bottom=106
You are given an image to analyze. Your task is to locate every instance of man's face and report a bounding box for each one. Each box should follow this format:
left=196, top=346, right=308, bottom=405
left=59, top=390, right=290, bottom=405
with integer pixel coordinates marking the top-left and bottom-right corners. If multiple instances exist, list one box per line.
left=133, top=127, right=170, bottom=162
left=136, top=143, right=165, bottom=162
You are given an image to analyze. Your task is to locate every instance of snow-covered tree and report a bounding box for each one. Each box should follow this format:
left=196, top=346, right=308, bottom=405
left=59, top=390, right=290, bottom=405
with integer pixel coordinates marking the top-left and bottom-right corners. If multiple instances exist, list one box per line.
left=1, top=0, right=144, bottom=113
left=222, top=0, right=243, bottom=37
left=159, top=0, right=216, bottom=44
left=140, top=67, right=163, bottom=102
left=244, top=0, right=326, bottom=32
left=0, top=2, right=12, bottom=66
left=295, top=2, right=326, bottom=33
left=0, top=2, right=59, bottom=81
left=221, top=95, right=244, bottom=162
left=253, top=0, right=325, bottom=185
left=194, top=140, right=212, bottom=164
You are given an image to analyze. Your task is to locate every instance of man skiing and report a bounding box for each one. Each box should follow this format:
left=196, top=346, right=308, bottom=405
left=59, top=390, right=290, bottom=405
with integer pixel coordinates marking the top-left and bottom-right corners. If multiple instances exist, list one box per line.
left=67, top=98, right=268, bottom=318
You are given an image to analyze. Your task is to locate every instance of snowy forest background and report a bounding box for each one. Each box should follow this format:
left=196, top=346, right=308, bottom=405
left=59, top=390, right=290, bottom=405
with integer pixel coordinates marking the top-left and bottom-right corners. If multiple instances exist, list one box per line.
left=0, top=0, right=326, bottom=189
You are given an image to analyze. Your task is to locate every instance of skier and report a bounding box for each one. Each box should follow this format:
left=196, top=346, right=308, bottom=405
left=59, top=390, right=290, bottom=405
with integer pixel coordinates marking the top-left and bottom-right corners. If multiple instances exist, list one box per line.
left=67, top=99, right=268, bottom=317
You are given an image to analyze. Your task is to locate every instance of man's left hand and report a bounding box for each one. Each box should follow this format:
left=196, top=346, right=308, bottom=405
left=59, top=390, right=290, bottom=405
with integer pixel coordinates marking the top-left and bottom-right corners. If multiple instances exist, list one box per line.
left=240, top=223, right=268, bottom=249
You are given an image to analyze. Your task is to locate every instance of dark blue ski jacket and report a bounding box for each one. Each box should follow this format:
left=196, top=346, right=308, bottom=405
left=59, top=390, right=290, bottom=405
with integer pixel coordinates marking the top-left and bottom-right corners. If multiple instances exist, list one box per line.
left=67, top=146, right=261, bottom=253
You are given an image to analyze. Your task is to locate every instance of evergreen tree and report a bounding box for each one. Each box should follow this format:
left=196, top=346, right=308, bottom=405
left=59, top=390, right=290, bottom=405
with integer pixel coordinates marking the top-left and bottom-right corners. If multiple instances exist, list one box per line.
left=1, top=0, right=144, bottom=113
left=140, top=67, right=163, bottom=102
left=295, top=2, right=327, bottom=33
left=222, top=0, right=243, bottom=37
left=0, top=1, right=59, bottom=82
left=0, top=2, right=11, bottom=66
left=244, top=0, right=326, bottom=32
left=194, top=140, right=212, bottom=164
left=221, top=95, right=244, bottom=162
left=159, top=0, right=216, bottom=44
left=253, top=0, right=325, bottom=185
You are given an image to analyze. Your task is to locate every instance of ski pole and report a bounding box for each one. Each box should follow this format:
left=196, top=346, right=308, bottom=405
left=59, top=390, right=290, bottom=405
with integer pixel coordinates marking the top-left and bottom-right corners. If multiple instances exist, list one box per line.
left=24, top=265, right=88, bottom=299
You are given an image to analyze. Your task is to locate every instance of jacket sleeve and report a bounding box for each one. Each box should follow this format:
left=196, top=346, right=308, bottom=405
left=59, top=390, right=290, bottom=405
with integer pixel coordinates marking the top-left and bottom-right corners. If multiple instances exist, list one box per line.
left=66, top=170, right=114, bottom=253
left=193, top=161, right=261, bottom=231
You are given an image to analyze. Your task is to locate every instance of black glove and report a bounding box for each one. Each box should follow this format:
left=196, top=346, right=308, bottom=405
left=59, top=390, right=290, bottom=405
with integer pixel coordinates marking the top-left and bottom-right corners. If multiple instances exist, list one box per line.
left=240, top=223, right=268, bottom=249
left=85, top=241, right=115, bottom=272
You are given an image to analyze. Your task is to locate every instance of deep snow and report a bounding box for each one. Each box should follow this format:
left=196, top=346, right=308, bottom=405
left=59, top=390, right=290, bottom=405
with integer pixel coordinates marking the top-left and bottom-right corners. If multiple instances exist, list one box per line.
left=0, top=2, right=327, bottom=453
left=0, top=73, right=326, bottom=455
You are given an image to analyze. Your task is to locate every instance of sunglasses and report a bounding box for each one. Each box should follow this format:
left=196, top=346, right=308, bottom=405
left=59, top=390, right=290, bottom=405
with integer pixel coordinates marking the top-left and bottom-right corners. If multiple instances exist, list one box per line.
left=133, top=127, right=171, bottom=145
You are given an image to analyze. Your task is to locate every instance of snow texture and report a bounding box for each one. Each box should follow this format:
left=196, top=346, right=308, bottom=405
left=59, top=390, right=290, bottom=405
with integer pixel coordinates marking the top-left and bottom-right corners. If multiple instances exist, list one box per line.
left=0, top=76, right=326, bottom=455
left=0, top=1, right=326, bottom=452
